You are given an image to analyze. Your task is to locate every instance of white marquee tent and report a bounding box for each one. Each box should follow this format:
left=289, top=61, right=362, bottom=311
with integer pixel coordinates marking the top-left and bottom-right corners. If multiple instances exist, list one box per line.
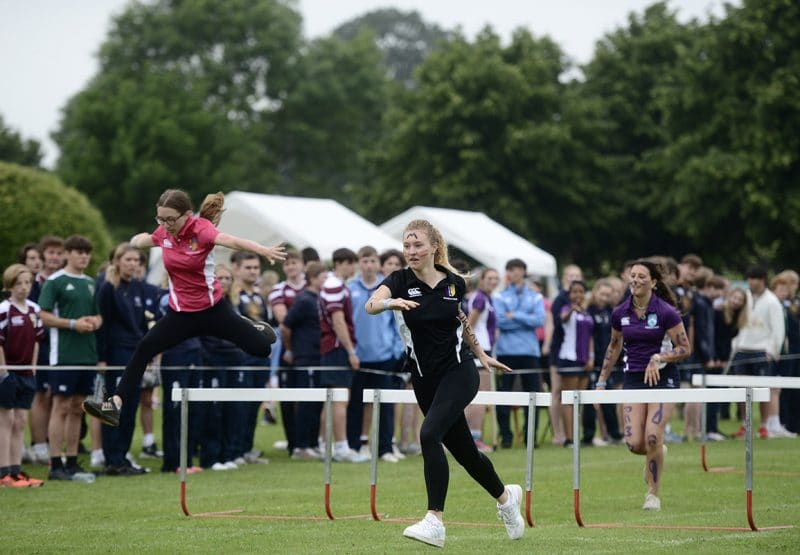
left=148, top=192, right=399, bottom=283
left=380, top=206, right=558, bottom=281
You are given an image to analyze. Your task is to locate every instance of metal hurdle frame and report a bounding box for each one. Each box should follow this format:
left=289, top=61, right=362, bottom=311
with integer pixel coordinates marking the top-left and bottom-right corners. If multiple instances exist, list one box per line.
left=691, top=375, right=800, bottom=472
left=174, top=387, right=349, bottom=520
left=559, top=387, right=796, bottom=532
left=362, top=388, right=551, bottom=527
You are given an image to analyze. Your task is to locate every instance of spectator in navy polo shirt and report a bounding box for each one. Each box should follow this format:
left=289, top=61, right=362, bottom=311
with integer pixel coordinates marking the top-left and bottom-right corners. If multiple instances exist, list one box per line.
left=318, top=248, right=368, bottom=463
left=596, top=259, right=692, bottom=512
left=282, top=261, right=326, bottom=460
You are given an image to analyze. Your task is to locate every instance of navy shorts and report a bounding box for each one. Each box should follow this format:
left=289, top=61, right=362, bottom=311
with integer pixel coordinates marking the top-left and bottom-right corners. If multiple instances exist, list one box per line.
left=623, top=364, right=680, bottom=390
left=318, top=348, right=354, bottom=387
left=556, top=358, right=589, bottom=376
left=35, top=369, right=50, bottom=392
left=732, top=351, right=775, bottom=377
left=0, top=373, right=36, bottom=409
left=50, top=367, right=96, bottom=397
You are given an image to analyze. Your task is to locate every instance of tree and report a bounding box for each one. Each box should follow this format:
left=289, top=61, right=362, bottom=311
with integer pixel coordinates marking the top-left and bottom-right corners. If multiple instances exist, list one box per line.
left=333, top=9, right=451, bottom=87
left=0, top=115, right=44, bottom=168
left=54, top=0, right=304, bottom=236
left=0, top=162, right=113, bottom=274
left=355, top=28, right=619, bottom=268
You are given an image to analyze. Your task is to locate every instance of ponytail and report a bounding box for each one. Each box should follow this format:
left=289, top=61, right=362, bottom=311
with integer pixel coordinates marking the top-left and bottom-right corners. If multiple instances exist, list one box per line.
left=198, top=192, right=225, bottom=226
left=632, top=258, right=677, bottom=307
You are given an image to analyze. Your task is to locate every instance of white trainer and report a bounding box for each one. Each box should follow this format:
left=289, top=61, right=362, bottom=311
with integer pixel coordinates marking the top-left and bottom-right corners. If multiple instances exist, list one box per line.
left=767, top=424, right=797, bottom=438
left=497, top=484, right=525, bottom=540
left=90, top=449, right=105, bottom=469
left=211, top=462, right=229, bottom=471
left=643, top=493, right=661, bottom=511
left=403, top=513, right=445, bottom=548
left=333, top=448, right=370, bottom=463
left=380, top=452, right=400, bottom=463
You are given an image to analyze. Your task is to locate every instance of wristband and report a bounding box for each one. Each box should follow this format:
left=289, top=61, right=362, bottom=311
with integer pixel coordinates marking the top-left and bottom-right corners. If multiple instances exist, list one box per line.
left=349, top=350, right=357, bottom=357
left=383, top=298, right=392, bottom=310
left=69, top=319, right=76, bottom=330
left=596, top=380, right=607, bottom=388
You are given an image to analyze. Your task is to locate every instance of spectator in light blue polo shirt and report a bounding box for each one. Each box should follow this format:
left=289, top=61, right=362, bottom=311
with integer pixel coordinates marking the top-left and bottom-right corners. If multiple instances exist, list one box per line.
left=348, top=246, right=402, bottom=462
left=494, top=259, right=546, bottom=448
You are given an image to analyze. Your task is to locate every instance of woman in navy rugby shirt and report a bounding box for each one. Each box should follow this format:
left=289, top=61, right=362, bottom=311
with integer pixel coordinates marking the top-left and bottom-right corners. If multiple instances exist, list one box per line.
left=366, top=219, right=524, bottom=548
left=596, top=259, right=691, bottom=512
left=84, top=190, right=284, bottom=426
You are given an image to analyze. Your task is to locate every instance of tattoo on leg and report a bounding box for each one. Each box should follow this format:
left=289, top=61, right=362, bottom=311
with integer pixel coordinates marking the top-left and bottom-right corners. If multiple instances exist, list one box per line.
left=651, top=403, right=664, bottom=425
left=647, top=434, right=657, bottom=448
left=649, top=460, right=658, bottom=483
left=624, top=426, right=632, bottom=437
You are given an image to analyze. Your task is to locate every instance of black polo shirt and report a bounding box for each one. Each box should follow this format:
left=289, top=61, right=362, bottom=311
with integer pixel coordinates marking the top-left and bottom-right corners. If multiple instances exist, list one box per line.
left=383, top=265, right=472, bottom=376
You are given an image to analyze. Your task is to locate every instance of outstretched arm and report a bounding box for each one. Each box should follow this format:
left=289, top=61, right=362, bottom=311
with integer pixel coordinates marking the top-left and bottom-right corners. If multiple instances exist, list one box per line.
left=214, top=233, right=286, bottom=264
left=130, top=233, right=155, bottom=249
left=458, top=308, right=511, bottom=374
left=365, top=285, right=418, bottom=315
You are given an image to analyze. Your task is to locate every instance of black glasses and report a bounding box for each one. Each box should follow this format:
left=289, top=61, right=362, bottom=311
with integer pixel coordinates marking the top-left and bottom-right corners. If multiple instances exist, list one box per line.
left=155, top=214, right=182, bottom=226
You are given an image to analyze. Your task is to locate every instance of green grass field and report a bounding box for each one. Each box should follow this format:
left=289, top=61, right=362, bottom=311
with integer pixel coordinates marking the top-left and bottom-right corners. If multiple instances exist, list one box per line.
left=3, top=410, right=798, bottom=554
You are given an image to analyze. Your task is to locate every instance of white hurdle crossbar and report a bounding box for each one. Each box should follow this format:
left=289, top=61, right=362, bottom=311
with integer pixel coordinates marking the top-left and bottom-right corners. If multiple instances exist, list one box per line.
left=561, top=387, right=772, bottom=531
left=362, top=388, right=551, bottom=527
left=172, top=387, right=349, bottom=519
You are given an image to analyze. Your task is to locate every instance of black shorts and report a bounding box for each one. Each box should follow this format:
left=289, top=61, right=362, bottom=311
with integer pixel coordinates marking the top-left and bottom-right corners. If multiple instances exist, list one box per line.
left=35, top=369, right=50, bottom=392
left=318, top=348, right=353, bottom=387
left=0, top=373, right=36, bottom=409
left=732, top=351, right=775, bottom=377
left=50, top=367, right=95, bottom=397
left=556, top=358, right=588, bottom=376
left=623, top=364, right=680, bottom=390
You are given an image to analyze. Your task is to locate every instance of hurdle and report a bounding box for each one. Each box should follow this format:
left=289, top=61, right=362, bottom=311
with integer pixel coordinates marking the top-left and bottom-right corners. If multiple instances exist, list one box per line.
left=560, top=387, right=794, bottom=531
left=362, top=388, right=551, bottom=527
left=691, top=374, right=800, bottom=471
left=173, top=387, right=350, bottom=520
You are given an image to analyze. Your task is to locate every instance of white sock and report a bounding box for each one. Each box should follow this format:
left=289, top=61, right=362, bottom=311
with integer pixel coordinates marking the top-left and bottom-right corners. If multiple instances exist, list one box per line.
left=143, top=433, right=155, bottom=447
left=766, top=416, right=780, bottom=429
left=91, top=449, right=103, bottom=457
left=334, top=440, right=349, bottom=452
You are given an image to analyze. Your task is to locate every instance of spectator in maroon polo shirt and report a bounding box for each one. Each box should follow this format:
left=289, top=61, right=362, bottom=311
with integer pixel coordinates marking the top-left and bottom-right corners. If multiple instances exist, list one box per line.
left=1, top=264, right=45, bottom=487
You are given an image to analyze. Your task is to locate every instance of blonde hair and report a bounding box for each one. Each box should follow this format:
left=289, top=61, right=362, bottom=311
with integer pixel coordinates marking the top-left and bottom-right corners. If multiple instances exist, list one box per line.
left=403, top=219, right=463, bottom=276
left=724, top=287, right=749, bottom=330
left=215, top=263, right=238, bottom=304
left=198, top=192, right=225, bottom=226
left=105, top=243, right=140, bottom=288
left=3, top=264, right=33, bottom=291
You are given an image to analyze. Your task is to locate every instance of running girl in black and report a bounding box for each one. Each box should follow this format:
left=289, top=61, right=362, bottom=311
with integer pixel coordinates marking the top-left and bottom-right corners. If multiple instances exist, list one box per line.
left=84, top=190, right=285, bottom=426
left=366, top=219, right=525, bottom=549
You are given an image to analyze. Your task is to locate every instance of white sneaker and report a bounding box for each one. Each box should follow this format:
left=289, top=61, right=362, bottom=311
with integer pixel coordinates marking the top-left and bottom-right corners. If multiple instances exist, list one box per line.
left=22, top=447, right=34, bottom=464
left=767, top=424, right=798, bottom=438
left=223, top=461, right=239, bottom=470
left=380, top=452, right=400, bottom=463
left=211, top=462, right=229, bottom=471
left=291, top=448, right=321, bottom=461
left=273, top=440, right=288, bottom=450
left=32, top=443, right=50, bottom=465
left=90, top=449, right=105, bottom=469
left=332, top=448, right=370, bottom=463
left=403, top=513, right=445, bottom=548
left=497, top=484, right=525, bottom=540
left=392, top=444, right=406, bottom=460
left=706, top=432, right=727, bottom=441
left=358, top=445, right=372, bottom=458
left=592, top=437, right=609, bottom=447
left=233, top=456, right=246, bottom=466
left=643, top=493, right=661, bottom=511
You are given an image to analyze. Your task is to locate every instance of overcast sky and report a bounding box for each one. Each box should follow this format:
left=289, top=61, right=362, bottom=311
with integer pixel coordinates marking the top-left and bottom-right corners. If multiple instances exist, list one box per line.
left=0, top=0, right=730, bottom=168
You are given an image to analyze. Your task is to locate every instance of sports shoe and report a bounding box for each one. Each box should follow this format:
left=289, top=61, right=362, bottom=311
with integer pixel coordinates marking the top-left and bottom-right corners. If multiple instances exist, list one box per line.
left=474, top=439, right=494, bottom=453
left=1, top=474, right=30, bottom=488
left=403, top=513, right=445, bottom=548
left=251, top=319, right=277, bottom=344
left=104, top=464, right=147, bottom=476
left=15, top=472, right=44, bottom=488
left=759, top=426, right=769, bottom=439
left=291, top=448, right=321, bottom=461
left=175, top=466, right=204, bottom=474
left=65, top=463, right=97, bottom=483
left=31, top=443, right=50, bottom=465
left=592, top=437, right=610, bottom=447
left=82, top=398, right=120, bottom=427
left=767, top=424, right=798, bottom=438
left=380, top=452, right=400, bottom=463
left=233, top=456, right=247, bottom=466
left=643, top=493, right=661, bottom=511
left=244, top=450, right=269, bottom=464
left=332, top=448, right=369, bottom=463
left=140, top=443, right=163, bottom=459
left=211, top=462, right=230, bottom=471
left=706, top=432, right=727, bottom=442
left=392, top=444, right=407, bottom=460
left=48, top=467, right=73, bottom=481
left=664, top=431, right=684, bottom=444
left=21, top=447, right=33, bottom=464
left=497, top=484, right=525, bottom=540
left=223, top=461, right=239, bottom=470
left=734, top=425, right=746, bottom=438
left=399, top=442, right=421, bottom=456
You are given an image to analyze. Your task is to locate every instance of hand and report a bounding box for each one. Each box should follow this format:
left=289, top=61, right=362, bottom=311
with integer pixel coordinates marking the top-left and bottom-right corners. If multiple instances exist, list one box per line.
left=348, top=353, right=360, bottom=370
left=282, top=350, right=294, bottom=364
left=585, top=358, right=594, bottom=371
left=260, top=242, right=287, bottom=265
left=387, top=298, right=419, bottom=311
left=644, top=355, right=661, bottom=386
left=482, top=355, right=512, bottom=374
left=73, top=317, right=96, bottom=334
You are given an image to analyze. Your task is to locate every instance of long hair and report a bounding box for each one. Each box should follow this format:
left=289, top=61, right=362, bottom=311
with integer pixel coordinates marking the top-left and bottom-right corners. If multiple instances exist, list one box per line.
left=403, top=219, right=463, bottom=276
left=631, top=259, right=677, bottom=307
left=104, top=243, right=140, bottom=289
left=724, top=287, right=749, bottom=330
left=198, top=192, right=225, bottom=226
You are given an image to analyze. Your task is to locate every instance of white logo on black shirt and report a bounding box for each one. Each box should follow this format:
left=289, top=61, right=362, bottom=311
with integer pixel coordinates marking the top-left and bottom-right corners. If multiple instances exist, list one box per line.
left=408, top=287, right=422, bottom=298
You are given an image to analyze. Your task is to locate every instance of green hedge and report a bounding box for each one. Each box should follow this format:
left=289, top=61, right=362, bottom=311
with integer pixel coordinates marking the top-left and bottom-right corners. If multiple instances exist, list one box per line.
left=0, top=161, right=114, bottom=276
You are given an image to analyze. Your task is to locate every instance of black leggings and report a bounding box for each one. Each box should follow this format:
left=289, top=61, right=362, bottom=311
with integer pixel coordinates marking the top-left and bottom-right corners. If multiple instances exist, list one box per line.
left=412, top=358, right=505, bottom=511
left=115, top=302, right=270, bottom=403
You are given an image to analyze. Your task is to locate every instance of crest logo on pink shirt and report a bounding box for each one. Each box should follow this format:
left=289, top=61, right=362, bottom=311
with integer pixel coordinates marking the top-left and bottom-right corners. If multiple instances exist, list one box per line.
left=188, top=235, right=199, bottom=252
